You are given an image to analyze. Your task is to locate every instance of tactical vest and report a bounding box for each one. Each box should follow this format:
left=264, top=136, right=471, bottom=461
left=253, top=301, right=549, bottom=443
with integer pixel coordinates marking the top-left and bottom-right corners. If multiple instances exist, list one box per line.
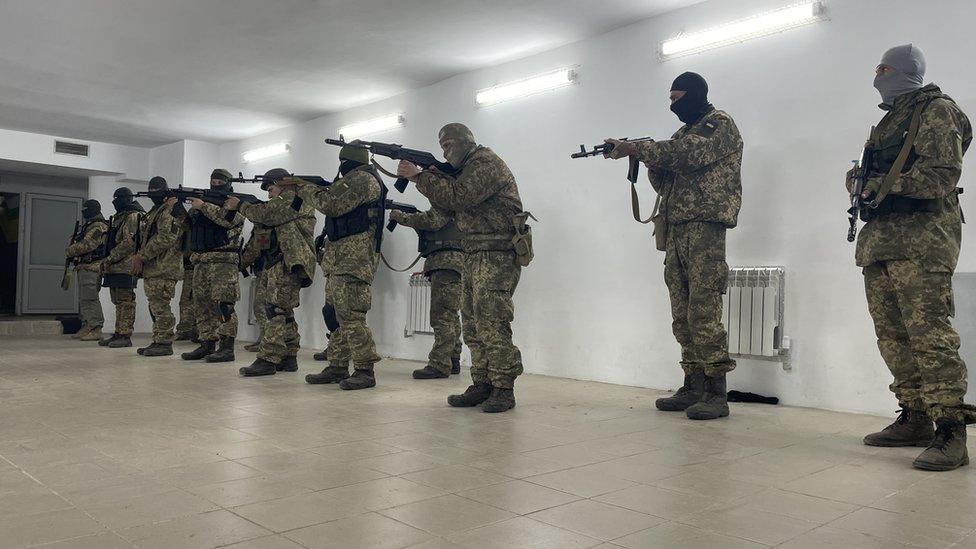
left=105, top=211, right=139, bottom=257
left=259, top=229, right=282, bottom=268
left=322, top=168, right=387, bottom=251
left=188, top=209, right=233, bottom=252
left=418, top=219, right=464, bottom=257
left=76, top=219, right=108, bottom=264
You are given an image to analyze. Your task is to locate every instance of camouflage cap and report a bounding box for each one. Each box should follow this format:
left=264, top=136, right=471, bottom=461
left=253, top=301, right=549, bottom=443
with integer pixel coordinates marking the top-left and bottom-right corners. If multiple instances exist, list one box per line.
left=210, top=169, right=233, bottom=183
left=438, top=123, right=475, bottom=145
left=339, top=142, right=369, bottom=165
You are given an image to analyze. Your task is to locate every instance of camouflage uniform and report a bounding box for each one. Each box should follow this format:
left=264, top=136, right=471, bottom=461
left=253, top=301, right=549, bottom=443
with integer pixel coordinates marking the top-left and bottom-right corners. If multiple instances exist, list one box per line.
left=635, top=106, right=742, bottom=376
left=189, top=202, right=244, bottom=343
left=854, top=84, right=975, bottom=423
left=138, top=202, right=184, bottom=344
left=175, top=230, right=197, bottom=338
left=65, top=216, right=108, bottom=330
left=417, top=146, right=524, bottom=389
left=101, top=209, right=143, bottom=336
left=237, top=186, right=317, bottom=365
left=393, top=206, right=464, bottom=375
left=241, top=228, right=268, bottom=346
left=293, top=168, right=383, bottom=371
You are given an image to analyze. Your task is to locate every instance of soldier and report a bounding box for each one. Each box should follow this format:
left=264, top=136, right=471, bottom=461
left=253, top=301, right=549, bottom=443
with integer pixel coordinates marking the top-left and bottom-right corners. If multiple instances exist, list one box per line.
left=227, top=169, right=316, bottom=376
left=174, top=231, right=198, bottom=342
left=388, top=206, right=464, bottom=379
left=132, top=177, right=184, bottom=357
left=98, top=187, right=145, bottom=348
left=240, top=227, right=267, bottom=353
left=851, top=45, right=974, bottom=471
left=181, top=169, right=244, bottom=363
left=296, top=145, right=384, bottom=390
left=397, top=123, right=530, bottom=413
left=65, top=199, right=108, bottom=341
left=603, top=72, right=742, bottom=421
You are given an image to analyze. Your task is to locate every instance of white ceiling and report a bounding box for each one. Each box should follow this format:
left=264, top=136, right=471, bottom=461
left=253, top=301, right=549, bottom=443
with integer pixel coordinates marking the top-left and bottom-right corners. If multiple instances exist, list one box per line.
left=0, top=0, right=702, bottom=147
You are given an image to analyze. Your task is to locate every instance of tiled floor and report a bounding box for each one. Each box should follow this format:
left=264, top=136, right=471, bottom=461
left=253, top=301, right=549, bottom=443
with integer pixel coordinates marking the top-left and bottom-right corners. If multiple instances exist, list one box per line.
left=1, top=335, right=974, bottom=549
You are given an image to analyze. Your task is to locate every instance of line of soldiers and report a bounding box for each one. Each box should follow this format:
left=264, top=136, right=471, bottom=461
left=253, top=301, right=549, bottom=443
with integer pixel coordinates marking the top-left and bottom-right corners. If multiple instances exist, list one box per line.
left=64, top=43, right=973, bottom=471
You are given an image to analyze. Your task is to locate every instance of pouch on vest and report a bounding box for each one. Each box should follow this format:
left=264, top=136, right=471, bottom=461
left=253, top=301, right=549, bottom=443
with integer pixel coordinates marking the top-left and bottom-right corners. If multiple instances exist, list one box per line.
left=651, top=194, right=668, bottom=252
left=512, top=212, right=537, bottom=267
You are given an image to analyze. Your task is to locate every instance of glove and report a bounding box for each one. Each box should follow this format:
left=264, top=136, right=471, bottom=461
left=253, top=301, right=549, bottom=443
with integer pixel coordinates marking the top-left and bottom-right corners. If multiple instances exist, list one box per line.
left=861, top=176, right=883, bottom=201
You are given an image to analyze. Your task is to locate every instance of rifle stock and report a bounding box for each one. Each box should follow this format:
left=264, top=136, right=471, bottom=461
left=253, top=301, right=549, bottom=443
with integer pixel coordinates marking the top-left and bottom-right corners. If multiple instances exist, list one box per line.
left=61, top=219, right=80, bottom=290
left=325, top=136, right=459, bottom=193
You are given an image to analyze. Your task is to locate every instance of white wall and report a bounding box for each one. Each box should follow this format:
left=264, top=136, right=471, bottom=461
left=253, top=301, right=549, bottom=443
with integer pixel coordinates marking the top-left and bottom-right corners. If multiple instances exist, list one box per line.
left=213, top=0, right=975, bottom=415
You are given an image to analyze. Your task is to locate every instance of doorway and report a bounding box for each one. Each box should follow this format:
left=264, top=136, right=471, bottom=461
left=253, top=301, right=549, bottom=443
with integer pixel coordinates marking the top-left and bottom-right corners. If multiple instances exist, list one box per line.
left=18, top=193, right=82, bottom=314
left=0, top=193, right=18, bottom=314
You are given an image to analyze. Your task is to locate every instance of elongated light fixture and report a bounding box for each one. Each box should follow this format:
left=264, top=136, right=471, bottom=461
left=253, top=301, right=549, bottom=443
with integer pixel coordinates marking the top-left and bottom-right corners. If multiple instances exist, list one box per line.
left=338, top=113, right=405, bottom=139
left=660, top=1, right=826, bottom=60
left=241, top=142, right=290, bottom=163
left=475, top=68, right=577, bottom=106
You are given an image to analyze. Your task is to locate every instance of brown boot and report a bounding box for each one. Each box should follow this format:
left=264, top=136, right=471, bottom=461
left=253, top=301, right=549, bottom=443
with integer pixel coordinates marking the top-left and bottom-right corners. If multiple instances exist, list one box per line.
left=80, top=327, right=103, bottom=341
left=864, top=406, right=934, bottom=447
left=71, top=326, right=89, bottom=339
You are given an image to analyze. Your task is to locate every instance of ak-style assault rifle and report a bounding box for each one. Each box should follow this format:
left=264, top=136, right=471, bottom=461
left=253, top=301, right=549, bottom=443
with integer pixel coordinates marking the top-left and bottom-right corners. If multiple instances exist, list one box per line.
left=847, top=140, right=875, bottom=243
left=385, top=200, right=419, bottom=232
left=325, top=136, right=460, bottom=193
left=230, top=172, right=332, bottom=188
left=134, top=186, right=262, bottom=207
left=61, top=219, right=81, bottom=290
left=571, top=137, right=654, bottom=183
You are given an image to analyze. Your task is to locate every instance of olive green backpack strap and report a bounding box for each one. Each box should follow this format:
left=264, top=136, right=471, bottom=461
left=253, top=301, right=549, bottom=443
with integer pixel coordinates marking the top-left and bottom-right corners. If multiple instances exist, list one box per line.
left=874, top=99, right=931, bottom=205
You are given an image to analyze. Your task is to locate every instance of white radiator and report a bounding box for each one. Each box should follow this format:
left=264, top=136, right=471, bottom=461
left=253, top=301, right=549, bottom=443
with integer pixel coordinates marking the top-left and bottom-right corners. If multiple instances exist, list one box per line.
left=722, top=266, right=791, bottom=370
left=405, top=274, right=434, bottom=337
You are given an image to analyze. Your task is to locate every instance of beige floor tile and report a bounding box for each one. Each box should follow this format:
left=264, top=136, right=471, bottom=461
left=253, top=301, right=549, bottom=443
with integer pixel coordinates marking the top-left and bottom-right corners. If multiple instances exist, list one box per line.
left=219, top=535, right=308, bottom=549
left=778, top=526, right=915, bottom=549
left=529, top=499, right=664, bottom=541
left=678, top=504, right=820, bottom=546
left=574, top=455, right=691, bottom=485
left=650, top=470, right=766, bottom=502
left=612, top=522, right=766, bottom=549
left=828, top=507, right=972, bottom=549
left=32, top=531, right=135, bottom=549
left=447, top=516, right=602, bottom=548
left=274, top=461, right=391, bottom=491
left=81, top=488, right=219, bottom=529
left=736, top=488, right=860, bottom=523
left=525, top=467, right=637, bottom=497
left=186, top=475, right=312, bottom=507
left=520, top=444, right=619, bottom=468
left=54, top=474, right=172, bottom=507
left=358, top=450, right=454, bottom=475
left=0, top=489, right=73, bottom=518
left=231, top=491, right=367, bottom=532
left=285, top=512, right=434, bottom=548
left=869, top=479, right=976, bottom=529
left=379, top=494, right=515, bottom=537
left=403, top=539, right=467, bottom=549
left=467, top=453, right=570, bottom=478
left=318, top=476, right=449, bottom=511
left=117, top=509, right=271, bottom=549
left=402, top=464, right=511, bottom=492
left=457, top=479, right=581, bottom=515
left=594, top=484, right=716, bottom=520
left=306, top=440, right=403, bottom=462
left=152, top=459, right=262, bottom=488
left=0, top=508, right=106, bottom=547
left=235, top=450, right=335, bottom=475
left=782, top=463, right=918, bottom=505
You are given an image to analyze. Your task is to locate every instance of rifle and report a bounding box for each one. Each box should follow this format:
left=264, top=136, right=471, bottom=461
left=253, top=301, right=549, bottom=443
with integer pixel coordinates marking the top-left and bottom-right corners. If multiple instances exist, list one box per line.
left=571, top=137, right=654, bottom=183
left=134, top=185, right=262, bottom=207
left=61, top=219, right=81, bottom=290
left=230, top=172, right=332, bottom=188
left=325, top=136, right=460, bottom=193
left=847, top=139, right=875, bottom=242
left=384, top=200, right=419, bottom=232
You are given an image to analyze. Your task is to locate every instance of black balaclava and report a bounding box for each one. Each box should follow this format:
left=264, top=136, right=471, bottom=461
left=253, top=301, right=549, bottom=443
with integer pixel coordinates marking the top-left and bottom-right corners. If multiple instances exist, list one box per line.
left=210, top=169, right=234, bottom=193
left=112, top=187, right=135, bottom=212
left=82, top=199, right=101, bottom=220
left=148, top=176, right=168, bottom=206
left=670, top=72, right=712, bottom=125
left=262, top=168, right=290, bottom=191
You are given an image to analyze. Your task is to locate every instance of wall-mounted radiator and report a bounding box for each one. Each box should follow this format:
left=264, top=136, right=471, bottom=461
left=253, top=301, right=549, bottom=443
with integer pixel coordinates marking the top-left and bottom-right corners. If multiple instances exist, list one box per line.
left=404, top=274, right=434, bottom=337
left=723, top=266, right=791, bottom=370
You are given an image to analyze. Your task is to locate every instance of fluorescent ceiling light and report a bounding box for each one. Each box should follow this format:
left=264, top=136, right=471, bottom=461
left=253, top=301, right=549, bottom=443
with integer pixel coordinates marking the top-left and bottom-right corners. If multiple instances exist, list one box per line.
left=661, top=1, right=826, bottom=60
left=338, top=113, right=405, bottom=139
left=241, top=142, right=290, bottom=163
left=475, top=68, right=577, bottom=106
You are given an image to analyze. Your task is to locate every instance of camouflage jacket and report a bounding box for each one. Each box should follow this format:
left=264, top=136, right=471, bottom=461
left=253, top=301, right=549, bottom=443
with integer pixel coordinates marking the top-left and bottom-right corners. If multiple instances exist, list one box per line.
left=394, top=205, right=464, bottom=274
left=188, top=202, right=244, bottom=265
left=103, top=209, right=143, bottom=275
left=240, top=228, right=264, bottom=272
left=139, top=203, right=184, bottom=280
left=855, top=84, right=972, bottom=271
left=636, top=106, right=743, bottom=228
left=66, top=216, right=108, bottom=272
left=293, top=167, right=381, bottom=283
left=238, top=187, right=317, bottom=286
left=416, top=146, right=524, bottom=252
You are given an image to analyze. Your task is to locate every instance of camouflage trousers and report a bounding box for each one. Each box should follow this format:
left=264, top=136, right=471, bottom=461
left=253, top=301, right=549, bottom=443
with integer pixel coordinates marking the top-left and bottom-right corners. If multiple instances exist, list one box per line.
left=257, top=264, right=301, bottom=364
left=76, top=269, right=104, bottom=329
left=325, top=274, right=381, bottom=369
left=109, top=287, right=135, bottom=336
left=664, top=222, right=735, bottom=376
left=192, top=262, right=240, bottom=342
left=175, top=268, right=196, bottom=335
left=462, top=251, right=523, bottom=389
left=252, top=268, right=268, bottom=341
left=144, top=278, right=177, bottom=344
left=428, top=269, right=463, bottom=375
left=864, top=260, right=976, bottom=423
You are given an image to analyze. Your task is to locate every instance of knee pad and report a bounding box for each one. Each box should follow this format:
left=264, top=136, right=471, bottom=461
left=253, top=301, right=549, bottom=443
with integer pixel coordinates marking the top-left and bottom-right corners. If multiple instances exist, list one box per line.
left=218, top=302, right=235, bottom=322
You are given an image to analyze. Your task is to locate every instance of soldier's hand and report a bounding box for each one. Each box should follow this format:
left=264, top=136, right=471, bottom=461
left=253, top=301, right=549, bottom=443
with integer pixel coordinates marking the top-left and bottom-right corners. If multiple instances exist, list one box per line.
left=604, top=139, right=637, bottom=160
left=188, top=198, right=204, bottom=209
left=224, top=196, right=241, bottom=211
left=861, top=176, right=883, bottom=201
left=397, top=160, right=422, bottom=182
left=389, top=210, right=407, bottom=224
left=131, top=255, right=143, bottom=275
left=164, top=196, right=179, bottom=207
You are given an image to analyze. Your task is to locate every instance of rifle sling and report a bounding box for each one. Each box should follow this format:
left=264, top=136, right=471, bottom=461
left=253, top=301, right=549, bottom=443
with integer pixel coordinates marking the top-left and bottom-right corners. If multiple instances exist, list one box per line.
left=380, top=252, right=423, bottom=273
left=371, top=159, right=400, bottom=179
left=874, top=99, right=930, bottom=205
left=630, top=181, right=659, bottom=225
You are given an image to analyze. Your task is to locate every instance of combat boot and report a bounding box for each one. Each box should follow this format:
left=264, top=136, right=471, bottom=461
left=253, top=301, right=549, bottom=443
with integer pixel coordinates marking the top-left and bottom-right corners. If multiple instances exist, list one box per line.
left=80, top=327, right=103, bottom=341
left=239, top=358, right=277, bottom=377
left=864, top=406, right=934, bottom=447
left=451, top=358, right=461, bottom=375
left=98, top=333, right=118, bottom=346
left=107, top=335, right=132, bottom=348
left=313, top=349, right=328, bottom=361
left=205, top=337, right=236, bottom=363
left=174, top=330, right=194, bottom=342
left=305, top=362, right=349, bottom=384
left=685, top=373, right=730, bottom=420
left=71, top=326, right=88, bottom=339
left=182, top=340, right=216, bottom=360
left=339, top=367, right=376, bottom=390
left=482, top=386, right=516, bottom=413
left=139, top=342, right=173, bottom=357
left=448, top=382, right=493, bottom=407
left=413, top=365, right=449, bottom=379
left=656, top=372, right=705, bottom=412
left=913, top=418, right=970, bottom=471
left=243, top=341, right=260, bottom=352
left=277, top=356, right=298, bottom=372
